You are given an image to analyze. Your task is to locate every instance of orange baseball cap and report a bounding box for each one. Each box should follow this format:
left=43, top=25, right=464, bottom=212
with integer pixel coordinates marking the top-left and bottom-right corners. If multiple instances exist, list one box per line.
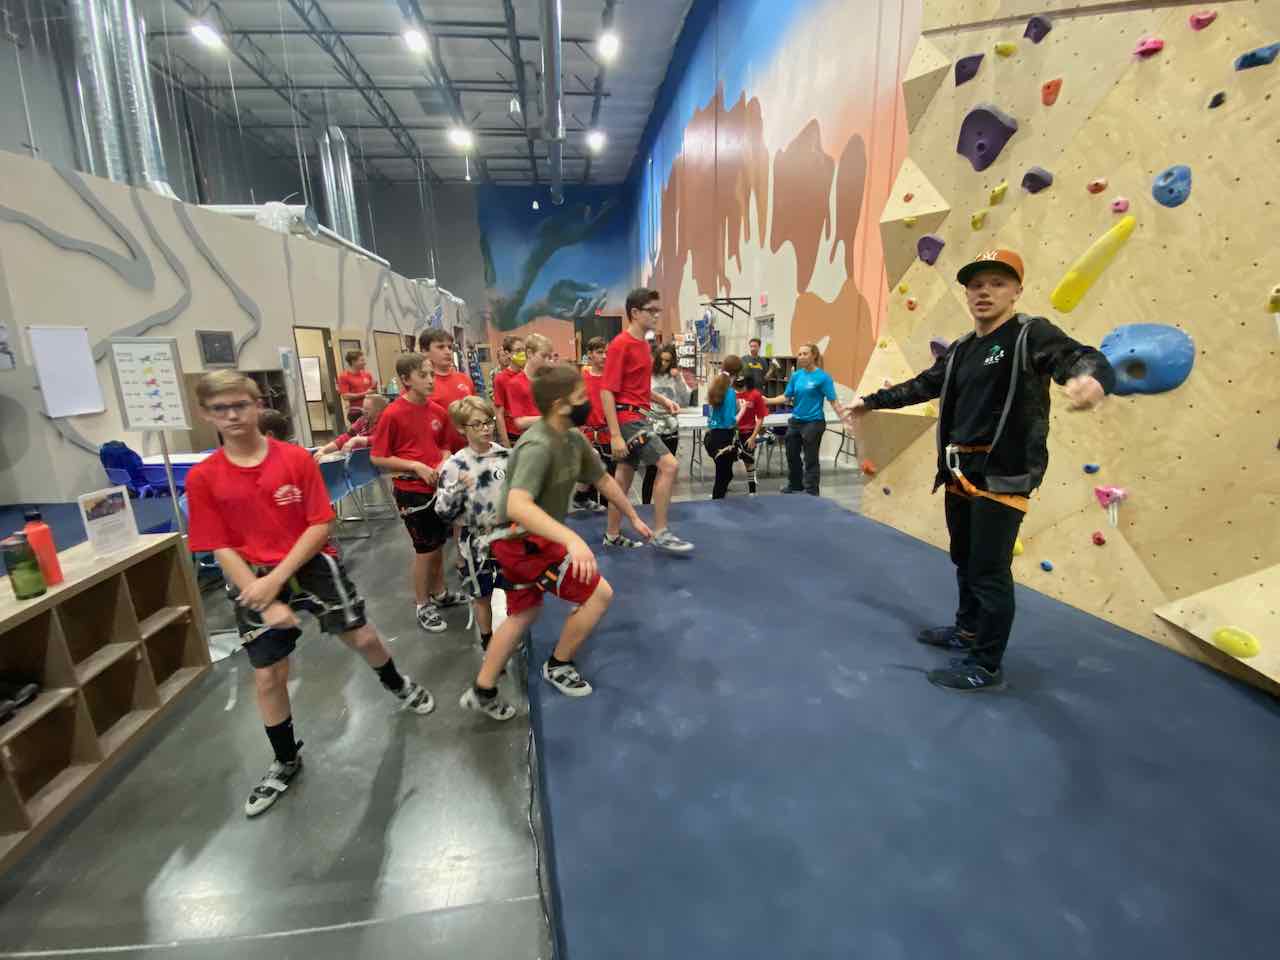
left=957, top=249, right=1025, bottom=285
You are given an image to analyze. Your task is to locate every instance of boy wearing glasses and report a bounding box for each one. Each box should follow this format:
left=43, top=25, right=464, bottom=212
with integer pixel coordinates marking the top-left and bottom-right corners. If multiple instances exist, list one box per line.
left=434, top=396, right=509, bottom=688
left=186, top=372, right=435, bottom=819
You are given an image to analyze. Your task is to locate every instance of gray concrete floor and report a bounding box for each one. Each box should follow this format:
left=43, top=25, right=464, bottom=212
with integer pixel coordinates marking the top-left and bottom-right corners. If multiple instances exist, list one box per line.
left=0, top=460, right=862, bottom=958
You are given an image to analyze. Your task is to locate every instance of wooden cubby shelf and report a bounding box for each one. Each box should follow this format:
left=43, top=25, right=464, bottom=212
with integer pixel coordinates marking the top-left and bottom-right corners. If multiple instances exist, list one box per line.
left=0, top=534, right=211, bottom=874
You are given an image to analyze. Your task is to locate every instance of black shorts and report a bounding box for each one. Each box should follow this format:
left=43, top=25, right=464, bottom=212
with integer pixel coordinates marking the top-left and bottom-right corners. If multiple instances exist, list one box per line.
left=228, top=554, right=368, bottom=669
left=395, top=488, right=449, bottom=553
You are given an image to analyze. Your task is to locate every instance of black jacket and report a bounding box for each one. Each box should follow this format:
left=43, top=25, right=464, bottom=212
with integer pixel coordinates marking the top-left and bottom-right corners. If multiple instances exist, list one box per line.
left=860, top=314, right=1116, bottom=494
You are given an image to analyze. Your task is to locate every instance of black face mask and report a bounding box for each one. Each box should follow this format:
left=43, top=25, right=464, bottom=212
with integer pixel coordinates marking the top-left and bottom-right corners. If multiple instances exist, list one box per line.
left=568, top=400, right=592, bottom=427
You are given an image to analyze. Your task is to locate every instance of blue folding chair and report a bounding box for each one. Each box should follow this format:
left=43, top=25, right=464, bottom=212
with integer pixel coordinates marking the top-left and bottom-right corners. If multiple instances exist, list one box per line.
left=318, top=456, right=369, bottom=539
left=343, top=448, right=395, bottom=518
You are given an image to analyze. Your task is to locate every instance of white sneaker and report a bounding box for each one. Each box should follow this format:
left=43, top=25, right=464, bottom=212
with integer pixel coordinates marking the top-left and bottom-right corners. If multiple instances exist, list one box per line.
left=432, top=589, right=469, bottom=608
left=460, top=686, right=517, bottom=720
left=603, top=532, right=644, bottom=549
left=542, top=660, right=593, bottom=698
left=651, top=528, right=694, bottom=554
left=416, top=603, right=446, bottom=633
left=397, top=678, right=435, bottom=715
left=244, top=755, right=302, bottom=817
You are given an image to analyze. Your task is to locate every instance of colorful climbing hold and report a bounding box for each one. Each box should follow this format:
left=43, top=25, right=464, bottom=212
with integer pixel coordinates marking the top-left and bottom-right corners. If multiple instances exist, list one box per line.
left=957, top=104, right=1019, bottom=172
left=1208, top=91, right=1226, bottom=109
left=989, top=182, right=1009, bottom=205
left=906, top=297, right=919, bottom=311
left=1268, top=285, right=1280, bottom=312
left=955, top=53, right=984, bottom=86
left=1188, top=10, right=1218, bottom=31
left=971, top=210, right=988, bottom=230
left=917, top=234, right=945, bottom=266
left=1110, top=196, right=1131, bottom=214
left=1134, top=37, right=1165, bottom=58
left=1211, top=626, right=1261, bottom=659
left=1083, top=463, right=1101, bottom=474
left=1041, top=78, right=1063, bottom=106
left=1024, top=15, right=1053, bottom=44
left=1051, top=215, right=1136, bottom=312
left=1021, top=166, right=1054, bottom=194
left=923, top=402, right=937, bottom=417
left=882, top=486, right=892, bottom=495
left=1235, top=43, right=1280, bottom=71
left=903, top=216, right=918, bottom=227
left=898, top=283, right=909, bottom=294
left=860, top=459, right=878, bottom=476
left=1091, top=531, right=1107, bottom=546
left=1087, top=178, right=1108, bottom=194
left=1099, top=323, right=1196, bottom=395
left=903, top=192, right=914, bottom=202
left=928, top=337, right=951, bottom=359
left=994, top=41, right=1018, bottom=58
left=1040, top=560, right=1054, bottom=572
left=1012, top=539, right=1024, bottom=557
left=878, top=339, right=889, bottom=348
left=1152, top=164, right=1192, bottom=208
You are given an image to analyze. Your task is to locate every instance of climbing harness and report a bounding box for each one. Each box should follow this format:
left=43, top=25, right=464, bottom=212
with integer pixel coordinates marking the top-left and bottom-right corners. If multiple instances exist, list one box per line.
left=945, top=443, right=1030, bottom=513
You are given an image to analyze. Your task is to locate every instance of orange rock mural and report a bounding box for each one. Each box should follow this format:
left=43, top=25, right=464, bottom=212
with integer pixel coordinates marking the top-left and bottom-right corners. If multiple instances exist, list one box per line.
left=770, top=119, right=836, bottom=293
left=792, top=277, right=875, bottom=390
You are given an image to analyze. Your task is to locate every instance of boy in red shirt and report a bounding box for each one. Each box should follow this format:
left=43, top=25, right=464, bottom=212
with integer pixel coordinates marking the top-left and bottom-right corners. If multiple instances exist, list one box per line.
left=601, top=288, right=694, bottom=553
left=312, top=394, right=387, bottom=460
left=336, top=350, right=377, bottom=421
left=492, top=335, right=525, bottom=447
left=734, top=372, right=768, bottom=495
left=186, top=372, right=434, bottom=819
left=371, top=354, right=467, bottom=633
left=495, top=332, right=552, bottom=447
left=419, top=329, right=476, bottom=408
left=573, top=336, right=612, bottom=511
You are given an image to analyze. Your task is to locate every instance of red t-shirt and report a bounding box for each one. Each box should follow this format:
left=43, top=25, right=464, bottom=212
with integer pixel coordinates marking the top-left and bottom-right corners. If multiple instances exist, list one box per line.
left=370, top=395, right=464, bottom=494
left=337, top=369, right=375, bottom=403
left=494, top=370, right=537, bottom=437
left=186, top=439, right=336, bottom=565
left=334, top=414, right=376, bottom=450
left=737, top=388, right=768, bottom=434
left=430, top=369, right=475, bottom=411
left=582, top=368, right=608, bottom=431
left=603, top=331, right=653, bottom=424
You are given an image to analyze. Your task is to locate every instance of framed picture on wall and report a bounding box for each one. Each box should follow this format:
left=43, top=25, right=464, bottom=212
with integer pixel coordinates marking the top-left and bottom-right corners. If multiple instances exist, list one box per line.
left=195, top=329, right=237, bottom=368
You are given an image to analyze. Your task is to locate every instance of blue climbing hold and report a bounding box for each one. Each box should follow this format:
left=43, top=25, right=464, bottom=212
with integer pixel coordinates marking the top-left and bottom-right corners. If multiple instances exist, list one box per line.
left=1040, top=560, right=1054, bottom=572
left=955, top=53, right=984, bottom=86
left=1234, top=43, right=1280, bottom=71
left=1152, top=164, right=1192, bottom=208
left=1083, top=463, right=1100, bottom=474
left=1099, top=323, right=1196, bottom=395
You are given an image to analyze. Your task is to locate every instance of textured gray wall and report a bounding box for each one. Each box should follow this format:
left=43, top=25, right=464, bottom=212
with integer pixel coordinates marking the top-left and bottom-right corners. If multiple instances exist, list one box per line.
left=0, top=4, right=82, bottom=170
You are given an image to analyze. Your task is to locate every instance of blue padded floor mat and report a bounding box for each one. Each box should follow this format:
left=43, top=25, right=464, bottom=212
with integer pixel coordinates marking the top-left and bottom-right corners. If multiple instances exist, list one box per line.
left=527, top=495, right=1279, bottom=960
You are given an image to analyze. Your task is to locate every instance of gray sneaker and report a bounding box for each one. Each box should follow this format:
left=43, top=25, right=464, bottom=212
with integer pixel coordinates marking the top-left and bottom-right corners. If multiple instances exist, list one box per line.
left=652, top=528, right=694, bottom=554
left=397, top=678, right=436, bottom=715
left=244, top=755, right=303, bottom=817
left=416, top=603, right=446, bottom=633
left=432, top=589, right=469, bottom=608
left=604, top=532, right=645, bottom=549
left=460, top=686, right=517, bottom=720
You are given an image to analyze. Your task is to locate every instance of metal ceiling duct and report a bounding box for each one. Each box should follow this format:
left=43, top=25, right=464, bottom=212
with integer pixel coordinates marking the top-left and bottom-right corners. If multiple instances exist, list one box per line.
left=67, top=0, right=128, bottom=183
left=328, top=126, right=362, bottom=246
left=538, top=0, right=565, bottom=204
left=112, top=0, right=175, bottom=196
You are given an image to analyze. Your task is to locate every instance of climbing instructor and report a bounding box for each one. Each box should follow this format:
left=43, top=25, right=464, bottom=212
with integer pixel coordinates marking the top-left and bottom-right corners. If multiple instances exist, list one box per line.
left=846, top=249, right=1115, bottom=692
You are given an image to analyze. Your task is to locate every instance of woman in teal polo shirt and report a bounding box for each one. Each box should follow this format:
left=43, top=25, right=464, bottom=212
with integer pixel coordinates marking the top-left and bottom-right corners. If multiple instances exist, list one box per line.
left=765, top=342, right=851, bottom=495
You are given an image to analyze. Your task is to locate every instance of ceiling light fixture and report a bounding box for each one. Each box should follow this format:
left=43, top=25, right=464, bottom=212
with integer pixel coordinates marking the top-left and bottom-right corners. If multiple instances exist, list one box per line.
left=190, top=22, right=224, bottom=50
left=403, top=28, right=428, bottom=55
left=464, top=155, right=472, bottom=182
left=597, top=30, right=620, bottom=63
left=586, top=130, right=607, bottom=154
left=447, top=127, right=474, bottom=151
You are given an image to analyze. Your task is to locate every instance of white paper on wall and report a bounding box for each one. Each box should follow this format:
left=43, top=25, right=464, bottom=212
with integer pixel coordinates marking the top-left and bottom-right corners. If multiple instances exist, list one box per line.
left=108, top=337, right=191, bottom=431
left=27, top=325, right=106, bottom=417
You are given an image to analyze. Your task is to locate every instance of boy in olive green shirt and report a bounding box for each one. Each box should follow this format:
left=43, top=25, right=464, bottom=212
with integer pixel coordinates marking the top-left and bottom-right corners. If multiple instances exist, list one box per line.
left=460, top=363, right=652, bottom=720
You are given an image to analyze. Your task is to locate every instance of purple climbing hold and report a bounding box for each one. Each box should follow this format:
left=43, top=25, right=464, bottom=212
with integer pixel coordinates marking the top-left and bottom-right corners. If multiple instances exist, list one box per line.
left=956, top=103, right=1019, bottom=171
left=1235, top=43, right=1280, bottom=71
left=955, top=53, right=984, bottom=86
left=929, top=337, right=953, bottom=359
left=1021, top=166, right=1054, bottom=193
left=1025, top=15, right=1053, bottom=44
left=1208, top=91, right=1226, bottom=109
left=917, top=234, right=946, bottom=266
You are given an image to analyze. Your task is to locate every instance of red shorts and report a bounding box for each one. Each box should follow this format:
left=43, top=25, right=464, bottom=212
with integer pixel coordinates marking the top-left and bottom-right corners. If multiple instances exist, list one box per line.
left=492, top=535, right=601, bottom=616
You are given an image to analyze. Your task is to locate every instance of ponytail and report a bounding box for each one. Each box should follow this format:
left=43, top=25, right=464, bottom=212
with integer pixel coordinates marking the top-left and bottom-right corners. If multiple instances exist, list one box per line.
left=707, top=355, right=743, bottom=407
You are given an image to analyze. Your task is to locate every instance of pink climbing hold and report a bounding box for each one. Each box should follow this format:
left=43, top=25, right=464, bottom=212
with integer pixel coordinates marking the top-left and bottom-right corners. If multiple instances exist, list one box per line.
left=1092, top=531, right=1107, bottom=546
left=1087, top=178, right=1108, bottom=194
left=1094, top=486, right=1127, bottom=508
left=1110, top=196, right=1131, bottom=214
left=1188, top=10, right=1217, bottom=31
left=1134, top=37, right=1165, bottom=58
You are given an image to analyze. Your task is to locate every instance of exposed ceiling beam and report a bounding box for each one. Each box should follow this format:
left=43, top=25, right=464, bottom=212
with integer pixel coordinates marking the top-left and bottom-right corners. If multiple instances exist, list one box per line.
left=190, top=82, right=609, bottom=98
left=240, top=122, right=588, bottom=137
left=581, top=0, right=617, bottom=185
left=148, top=27, right=597, bottom=44
left=501, top=0, right=538, bottom=182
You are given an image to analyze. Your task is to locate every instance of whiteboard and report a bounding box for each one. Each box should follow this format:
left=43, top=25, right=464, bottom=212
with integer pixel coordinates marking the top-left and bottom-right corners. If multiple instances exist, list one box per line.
left=28, top=325, right=106, bottom=418
left=300, top=356, right=324, bottom=402
left=108, top=337, right=192, bottom=431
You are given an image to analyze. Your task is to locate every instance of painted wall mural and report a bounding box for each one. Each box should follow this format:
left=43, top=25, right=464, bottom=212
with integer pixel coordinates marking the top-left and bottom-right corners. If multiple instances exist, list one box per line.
left=632, top=0, right=921, bottom=391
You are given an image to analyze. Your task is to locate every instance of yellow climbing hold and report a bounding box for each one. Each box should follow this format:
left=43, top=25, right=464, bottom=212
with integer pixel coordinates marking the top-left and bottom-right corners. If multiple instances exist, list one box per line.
left=1211, top=626, right=1261, bottom=659
left=1012, top=538, right=1024, bottom=557
left=989, top=182, right=1008, bottom=205
left=923, top=402, right=937, bottom=417
left=971, top=210, right=988, bottom=230
left=1050, top=215, right=1136, bottom=313
left=878, top=338, right=889, bottom=348
left=1268, top=285, right=1280, bottom=312
left=903, top=216, right=918, bottom=227
left=898, top=283, right=909, bottom=294
left=995, top=41, right=1017, bottom=57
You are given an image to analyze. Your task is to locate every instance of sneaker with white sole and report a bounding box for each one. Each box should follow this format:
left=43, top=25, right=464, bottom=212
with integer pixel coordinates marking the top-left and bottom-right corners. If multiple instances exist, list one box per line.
left=244, top=754, right=303, bottom=817
left=432, top=590, right=469, bottom=608
left=416, top=603, right=446, bottom=633
left=651, top=528, right=694, bottom=554
left=542, top=660, right=593, bottom=697
left=460, top=686, right=517, bottom=720
left=396, top=678, right=436, bottom=715
left=603, top=532, right=645, bottom=549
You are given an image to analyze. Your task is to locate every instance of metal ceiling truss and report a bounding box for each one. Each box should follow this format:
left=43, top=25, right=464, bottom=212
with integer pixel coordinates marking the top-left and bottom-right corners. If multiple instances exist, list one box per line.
left=149, top=26, right=597, bottom=44
left=195, top=81, right=608, bottom=98
left=581, top=0, right=617, bottom=184
left=501, top=0, right=538, bottom=182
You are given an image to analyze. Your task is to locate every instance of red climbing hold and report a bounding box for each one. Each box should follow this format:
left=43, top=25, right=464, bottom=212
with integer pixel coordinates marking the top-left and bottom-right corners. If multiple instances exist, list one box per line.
left=1188, top=10, right=1217, bottom=31
left=1092, top=531, right=1107, bottom=546
left=904, top=192, right=914, bottom=202
left=1134, top=37, right=1165, bottom=58
left=906, top=297, right=919, bottom=311
left=1087, top=178, right=1108, bottom=194
left=860, top=459, right=878, bottom=477
left=1041, top=78, right=1063, bottom=106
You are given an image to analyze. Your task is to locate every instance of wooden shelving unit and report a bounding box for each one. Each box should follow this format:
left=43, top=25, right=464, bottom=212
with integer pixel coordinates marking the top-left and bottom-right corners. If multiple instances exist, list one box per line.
left=0, top=534, right=210, bottom=874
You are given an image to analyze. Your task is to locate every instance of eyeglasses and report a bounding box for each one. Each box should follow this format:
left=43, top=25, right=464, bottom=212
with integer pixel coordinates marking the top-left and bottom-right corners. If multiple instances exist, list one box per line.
left=640, top=306, right=663, bottom=316
left=205, top=400, right=254, bottom=416
left=467, top=418, right=496, bottom=430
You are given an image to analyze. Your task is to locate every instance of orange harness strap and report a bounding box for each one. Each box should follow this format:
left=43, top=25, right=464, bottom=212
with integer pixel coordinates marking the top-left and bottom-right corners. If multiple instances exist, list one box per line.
left=944, top=443, right=1030, bottom=514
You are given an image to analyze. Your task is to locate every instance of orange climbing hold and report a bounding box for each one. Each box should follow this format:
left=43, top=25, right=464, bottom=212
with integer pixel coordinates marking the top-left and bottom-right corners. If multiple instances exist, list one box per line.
left=860, top=459, right=878, bottom=476
left=1041, top=78, right=1063, bottom=106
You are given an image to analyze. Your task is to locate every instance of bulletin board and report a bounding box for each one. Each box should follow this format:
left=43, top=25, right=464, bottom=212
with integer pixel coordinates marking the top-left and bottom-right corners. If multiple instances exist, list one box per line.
left=108, top=337, right=191, bottom=431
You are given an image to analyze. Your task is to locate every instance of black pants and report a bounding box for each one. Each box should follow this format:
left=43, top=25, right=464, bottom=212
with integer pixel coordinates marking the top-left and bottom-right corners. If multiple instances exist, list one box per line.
left=736, top=433, right=758, bottom=494
left=641, top=433, right=679, bottom=504
left=944, top=490, right=1026, bottom=671
left=785, top=419, right=825, bottom=494
left=703, top=428, right=737, bottom=499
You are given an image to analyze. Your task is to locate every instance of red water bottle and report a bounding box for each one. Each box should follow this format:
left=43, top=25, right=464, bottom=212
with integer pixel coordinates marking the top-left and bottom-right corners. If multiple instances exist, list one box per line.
left=22, top=508, right=64, bottom=586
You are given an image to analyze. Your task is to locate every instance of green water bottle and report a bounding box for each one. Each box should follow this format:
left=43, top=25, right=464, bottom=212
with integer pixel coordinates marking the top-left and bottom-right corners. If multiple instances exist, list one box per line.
left=3, top=533, right=47, bottom=600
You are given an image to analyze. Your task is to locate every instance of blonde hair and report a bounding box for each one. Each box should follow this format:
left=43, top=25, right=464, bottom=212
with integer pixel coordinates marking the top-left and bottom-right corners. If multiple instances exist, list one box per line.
left=363, top=394, right=388, bottom=415
left=449, top=394, right=496, bottom=429
left=524, top=333, right=553, bottom=358
left=799, top=342, right=824, bottom=368
left=196, top=370, right=260, bottom=405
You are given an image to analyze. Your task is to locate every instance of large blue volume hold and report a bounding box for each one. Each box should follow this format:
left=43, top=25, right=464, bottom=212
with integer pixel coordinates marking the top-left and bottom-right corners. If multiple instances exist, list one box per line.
left=1099, top=323, right=1195, bottom=395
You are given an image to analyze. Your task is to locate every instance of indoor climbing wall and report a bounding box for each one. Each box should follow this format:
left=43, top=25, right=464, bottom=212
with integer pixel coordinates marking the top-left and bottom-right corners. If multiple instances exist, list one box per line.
left=859, top=0, right=1280, bottom=691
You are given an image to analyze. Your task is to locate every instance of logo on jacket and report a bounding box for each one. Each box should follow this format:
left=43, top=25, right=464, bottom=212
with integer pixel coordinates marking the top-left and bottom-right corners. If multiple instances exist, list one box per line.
left=984, top=344, right=1006, bottom=366
left=273, top=484, right=303, bottom=507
